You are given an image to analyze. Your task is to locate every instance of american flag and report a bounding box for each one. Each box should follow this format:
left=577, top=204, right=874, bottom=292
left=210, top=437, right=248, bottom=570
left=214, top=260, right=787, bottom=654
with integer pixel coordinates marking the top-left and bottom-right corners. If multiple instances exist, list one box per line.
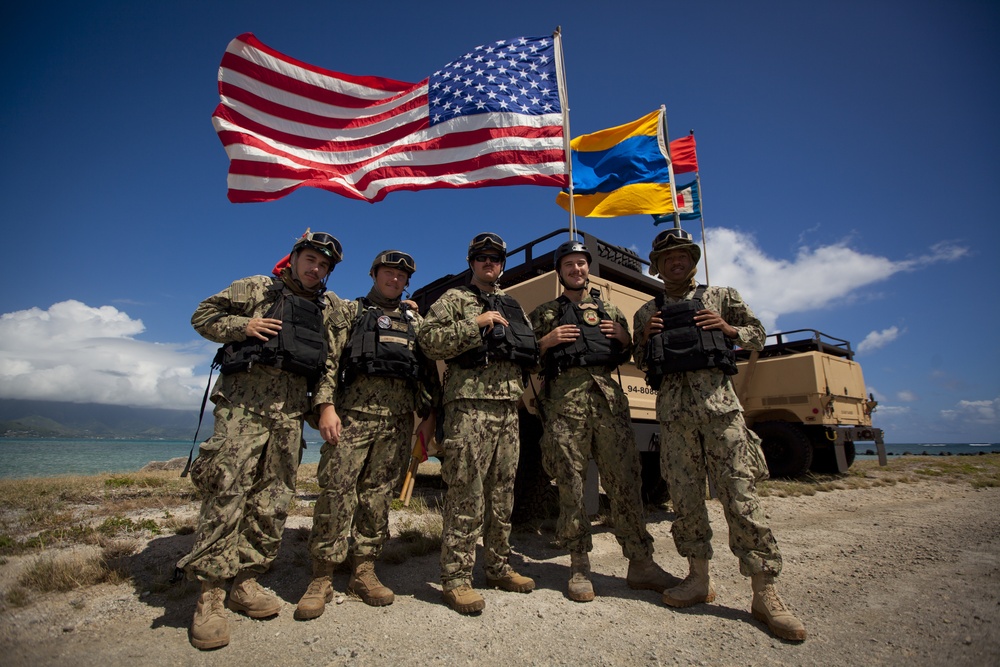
left=213, top=33, right=569, bottom=203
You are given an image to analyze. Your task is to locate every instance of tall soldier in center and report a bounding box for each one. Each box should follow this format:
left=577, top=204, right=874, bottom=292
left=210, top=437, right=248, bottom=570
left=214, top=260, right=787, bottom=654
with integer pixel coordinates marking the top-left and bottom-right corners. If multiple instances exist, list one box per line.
left=296, top=250, right=439, bottom=620
left=418, top=232, right=539, bottom=614
left=529, top=241, right=675, bottom=602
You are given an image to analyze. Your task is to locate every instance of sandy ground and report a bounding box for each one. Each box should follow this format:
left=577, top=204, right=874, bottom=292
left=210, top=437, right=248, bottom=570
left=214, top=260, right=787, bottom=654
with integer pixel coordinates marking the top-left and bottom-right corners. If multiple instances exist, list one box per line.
left=1, top=473, right=998, bottom=667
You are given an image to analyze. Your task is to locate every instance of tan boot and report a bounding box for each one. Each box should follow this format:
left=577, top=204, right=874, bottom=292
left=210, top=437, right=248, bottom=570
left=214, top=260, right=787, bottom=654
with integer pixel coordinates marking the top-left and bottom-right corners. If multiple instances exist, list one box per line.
left=190, top=580, right=229, bottom=650
left=295, top=562, right=335, bottom=620
left=442, top=583, right=486, bottom=614
left=662, top=557, right=716, bottom=607
left=227, top=571, right=281, bottom=618
left=567, top=552, right=595, bottom=602
left=751, top=573, right=807, bottom=641
left=348, top=556, right=394, bottom=606
left=626, top=556, right=675, bottom=593
left=486, top=568, right=535, bottom=593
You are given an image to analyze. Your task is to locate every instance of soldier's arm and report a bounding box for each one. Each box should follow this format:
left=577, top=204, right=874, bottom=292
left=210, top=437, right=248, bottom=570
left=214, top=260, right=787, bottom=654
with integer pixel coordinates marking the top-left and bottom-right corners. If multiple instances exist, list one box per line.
left=412, top=312, right=443, bottom=418
left=190, top=277, right=265, bottom=343
left=720, top=287, right=766, bottom=351
left=416, top=291, right=482, bottom=360
left=313, top=295, right=355, bottom=409
left=632, top=301, right=656, bottom=370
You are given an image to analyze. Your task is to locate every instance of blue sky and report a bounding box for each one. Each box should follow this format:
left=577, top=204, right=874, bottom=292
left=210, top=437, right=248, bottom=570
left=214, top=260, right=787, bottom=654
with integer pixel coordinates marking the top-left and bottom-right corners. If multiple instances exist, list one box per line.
left=1, top=1, right=997, bottom=443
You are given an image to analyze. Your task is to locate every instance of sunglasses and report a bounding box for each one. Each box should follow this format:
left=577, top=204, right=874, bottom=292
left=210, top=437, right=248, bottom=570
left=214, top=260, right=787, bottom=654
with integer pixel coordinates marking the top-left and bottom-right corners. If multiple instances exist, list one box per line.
left=473, top=254, right=503, bottom=264
left=652, top=227, right=693, bottom=249
left=377, top=251, right=416, bottom=274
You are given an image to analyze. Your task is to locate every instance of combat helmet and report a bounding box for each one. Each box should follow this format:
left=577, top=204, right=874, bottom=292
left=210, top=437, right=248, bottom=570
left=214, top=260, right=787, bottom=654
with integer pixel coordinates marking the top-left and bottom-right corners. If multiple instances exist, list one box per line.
left=292, top=230, right=344, bottom=267
left=648, top=227, right=701, bottom=277
left=553, top=239, right=592, bottom=270
left=370, top=250, right=416, bottom=278
left=467, top=232, right=507, bottom=263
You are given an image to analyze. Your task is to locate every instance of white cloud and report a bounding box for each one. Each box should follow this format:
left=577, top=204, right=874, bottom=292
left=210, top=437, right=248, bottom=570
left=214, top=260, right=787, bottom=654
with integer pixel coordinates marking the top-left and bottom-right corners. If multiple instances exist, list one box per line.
left=0, top=300, right=210, bottom=409
left=940, top=397, right=999, bottom=427
left=897, top=390, right=918, bottom=402
left=857, top=326, right=902, bottom=354
left=699, top=228, right=966, bottom=331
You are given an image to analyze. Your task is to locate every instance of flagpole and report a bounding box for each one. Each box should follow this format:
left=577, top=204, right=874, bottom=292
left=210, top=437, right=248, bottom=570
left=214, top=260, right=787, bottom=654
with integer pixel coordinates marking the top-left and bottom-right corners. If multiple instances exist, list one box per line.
left=659, top=105, right=681, bottom=230
left=554, top=27, right=576, bottom=240
left=690, top=130, right=710, bottom=285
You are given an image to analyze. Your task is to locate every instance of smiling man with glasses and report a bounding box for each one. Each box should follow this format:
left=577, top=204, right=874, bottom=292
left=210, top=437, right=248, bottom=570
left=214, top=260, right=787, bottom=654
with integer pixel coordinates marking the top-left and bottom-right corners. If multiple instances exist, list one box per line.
left=417, top=232, right=539, bottom=614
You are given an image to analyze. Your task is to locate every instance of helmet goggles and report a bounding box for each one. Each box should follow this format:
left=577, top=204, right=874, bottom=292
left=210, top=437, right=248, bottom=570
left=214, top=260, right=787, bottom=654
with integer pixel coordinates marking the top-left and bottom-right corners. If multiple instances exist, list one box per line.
left=374, top=250, right=416, bottom=275
left=652, top=227, right=694, bottom=250
left=468, top=232, right=507, bottom=260
left=295, top=231, right=343, bottom=265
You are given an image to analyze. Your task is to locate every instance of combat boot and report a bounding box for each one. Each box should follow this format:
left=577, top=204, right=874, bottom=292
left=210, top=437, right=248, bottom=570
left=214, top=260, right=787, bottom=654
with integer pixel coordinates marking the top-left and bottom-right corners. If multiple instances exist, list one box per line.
left=751, top=573, right=807, bottom=641
left=486, top=568, right=535, bottom=593
left=227, top=571, right=281, bottom=618
left=662, top=557, right=716, bottom=607
left=442, top=583, right=486, bottom=614
left=190, top=580, right=229, bottom=650
left=626, top=556, right=675, bottom=593
left=348, top=555, right=394, bottom=606
left=567, top=552, right=595, bottom=602
left=295, top=561, right=335, bottom=620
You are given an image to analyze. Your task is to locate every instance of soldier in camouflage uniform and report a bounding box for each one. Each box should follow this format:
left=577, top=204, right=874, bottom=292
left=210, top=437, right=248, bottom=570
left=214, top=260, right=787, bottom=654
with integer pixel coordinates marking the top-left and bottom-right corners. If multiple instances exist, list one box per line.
left=633, top=228, right=806, bottom=641
left=295, top=250, right=439, bottom=620
left=179, top=231, right=344, bottom=650
left=417, top=232, right=537, bottom=614
left=529, top=240, right=675, bottom=603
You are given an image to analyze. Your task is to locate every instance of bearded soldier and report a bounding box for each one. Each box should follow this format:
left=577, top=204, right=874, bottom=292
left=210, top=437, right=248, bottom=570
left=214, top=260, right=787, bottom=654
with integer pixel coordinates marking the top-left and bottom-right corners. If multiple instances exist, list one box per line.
left=296, top=250, right=438, bottom=619
left=180, top=231, right=343, bottom=650
left=529, top=240, right=675, bottom=602
left=633, top=228, right=806, bottom=641
left=417, top=232, right=538, bottom=614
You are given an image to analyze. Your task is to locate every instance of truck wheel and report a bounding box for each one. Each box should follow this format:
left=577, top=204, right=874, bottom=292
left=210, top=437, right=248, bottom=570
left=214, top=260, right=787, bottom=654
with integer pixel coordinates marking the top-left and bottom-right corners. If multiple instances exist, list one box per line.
left=810, top=440, right=856, bottom=474
left=640, top=451, right=671, bottom=507
left=512, top=410, right=558, bottom=524
left=751, top=421, right=813, bottom=478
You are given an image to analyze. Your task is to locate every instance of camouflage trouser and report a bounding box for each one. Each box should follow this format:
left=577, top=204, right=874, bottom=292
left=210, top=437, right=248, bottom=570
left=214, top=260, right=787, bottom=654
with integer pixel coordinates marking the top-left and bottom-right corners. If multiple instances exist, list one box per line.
left=439, top=399, right=519, bottom=590
left=659, top=409, right=781, bottom=576
left=178, top=400, right=303, bottom=582
left=541, top=385, right=654, bottom=560
left=309, top=410, right=412, bottom=564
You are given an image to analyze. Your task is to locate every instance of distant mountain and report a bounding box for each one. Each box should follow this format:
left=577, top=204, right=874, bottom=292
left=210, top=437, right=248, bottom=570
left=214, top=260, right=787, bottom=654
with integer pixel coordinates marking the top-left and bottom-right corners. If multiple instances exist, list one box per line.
left=0, top=399, right=202, bottom=440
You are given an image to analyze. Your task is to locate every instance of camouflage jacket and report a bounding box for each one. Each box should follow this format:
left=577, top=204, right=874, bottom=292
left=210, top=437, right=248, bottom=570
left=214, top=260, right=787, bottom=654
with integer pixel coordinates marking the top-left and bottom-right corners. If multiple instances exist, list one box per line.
left=417, top=285, right=526, bottom=403
left=192, top=275, right=342, bottom=419
left=316, top=291, right=441, bottom=418
left=529, top=293, right=632, bottom=418
left=633, top=285, right=765, bottom=421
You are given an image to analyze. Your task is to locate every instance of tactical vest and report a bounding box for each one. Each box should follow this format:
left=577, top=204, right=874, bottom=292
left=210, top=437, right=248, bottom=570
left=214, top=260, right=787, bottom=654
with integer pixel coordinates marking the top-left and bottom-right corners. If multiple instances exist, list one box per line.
left=644, top=285, right=738, bottom=388
left=544, top=291, right=627, bottom=378
left=450, top=286, right=539, bottom=369
left=215, top=280, right=328, bottom=383
left=339, top=298, right=421, bottom=386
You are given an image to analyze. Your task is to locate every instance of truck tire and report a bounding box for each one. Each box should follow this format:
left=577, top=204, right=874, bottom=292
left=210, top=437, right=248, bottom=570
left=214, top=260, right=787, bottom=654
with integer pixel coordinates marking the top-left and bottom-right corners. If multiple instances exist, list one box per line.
left=512, top=410, right=558, bottom=523
left=640, top=451, right=671, bottom=507
left=810, top=440, right=856, bottom=474
left=751, top=421, right=813, bottom=478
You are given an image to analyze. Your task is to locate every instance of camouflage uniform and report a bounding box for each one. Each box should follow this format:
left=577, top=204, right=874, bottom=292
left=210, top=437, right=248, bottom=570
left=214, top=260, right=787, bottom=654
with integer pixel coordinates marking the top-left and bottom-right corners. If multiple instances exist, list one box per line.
left=530, top=294, right=654, bottom=559
left=179, top=275, right=340, bottom=582
left=633, top=285, right=780, bottom=577
left=308, top=289, right=439, bottom=565
left=417, top=285, right=526, bottom=591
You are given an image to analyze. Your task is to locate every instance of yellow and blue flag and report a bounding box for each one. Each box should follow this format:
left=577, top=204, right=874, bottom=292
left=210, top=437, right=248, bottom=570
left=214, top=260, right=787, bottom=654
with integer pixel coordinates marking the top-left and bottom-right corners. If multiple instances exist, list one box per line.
left=556, top=110, right=673, bottom=217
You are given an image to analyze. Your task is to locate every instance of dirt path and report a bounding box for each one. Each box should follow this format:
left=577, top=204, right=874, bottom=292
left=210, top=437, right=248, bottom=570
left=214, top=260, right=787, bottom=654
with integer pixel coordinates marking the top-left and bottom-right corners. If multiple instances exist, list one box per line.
left=2, top=478, right=998, bottom=666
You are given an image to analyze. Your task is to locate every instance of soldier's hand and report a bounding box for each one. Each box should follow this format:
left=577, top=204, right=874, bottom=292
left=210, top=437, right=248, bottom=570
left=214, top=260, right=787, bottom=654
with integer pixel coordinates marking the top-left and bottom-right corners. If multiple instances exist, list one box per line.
left=694, top=309, right=737, bottom=338
left=643, top=314, right=664, bottom=339
left=600, top=320, right=630, bottom=344
left=475, top=310, right=509, bottom=331
left=539, top=324, right=579, bottom=353
left=318, top=404, right=342, bottom=444
left=246, top=317, right=282, bottom=341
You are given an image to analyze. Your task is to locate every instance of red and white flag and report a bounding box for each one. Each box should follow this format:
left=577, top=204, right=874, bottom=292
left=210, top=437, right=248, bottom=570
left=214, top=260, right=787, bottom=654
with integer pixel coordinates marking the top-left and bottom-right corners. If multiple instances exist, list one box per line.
left=213, top=33, right=568, bottom=203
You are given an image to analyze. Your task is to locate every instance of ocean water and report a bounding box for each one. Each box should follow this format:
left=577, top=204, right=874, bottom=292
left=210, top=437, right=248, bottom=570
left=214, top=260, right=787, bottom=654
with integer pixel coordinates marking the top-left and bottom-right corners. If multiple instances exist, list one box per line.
left=0, top=438, right=997, bottom=480
left=0, top=438, right=325, bottom=480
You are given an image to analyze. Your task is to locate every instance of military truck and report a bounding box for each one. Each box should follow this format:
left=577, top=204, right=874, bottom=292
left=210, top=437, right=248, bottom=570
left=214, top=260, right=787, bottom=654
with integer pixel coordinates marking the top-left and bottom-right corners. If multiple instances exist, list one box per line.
left=411, top=228, right=886, bottom=515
